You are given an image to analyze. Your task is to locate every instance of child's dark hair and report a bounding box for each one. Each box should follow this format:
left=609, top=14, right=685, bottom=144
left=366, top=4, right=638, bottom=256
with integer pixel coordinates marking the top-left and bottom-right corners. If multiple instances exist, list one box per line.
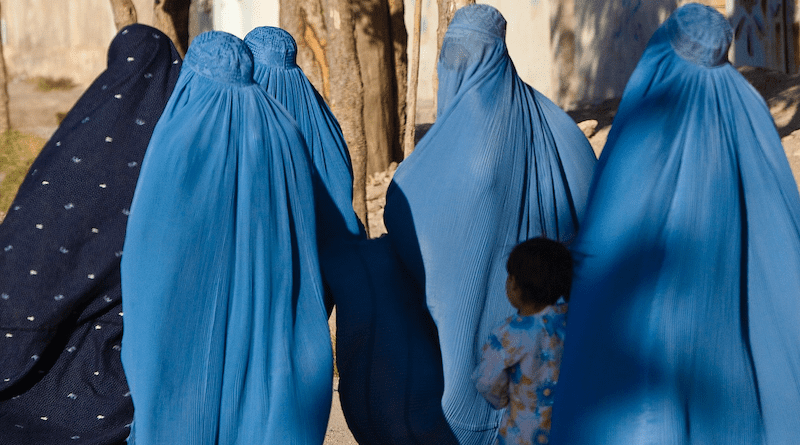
left=506, top=237, right=573, bottom=306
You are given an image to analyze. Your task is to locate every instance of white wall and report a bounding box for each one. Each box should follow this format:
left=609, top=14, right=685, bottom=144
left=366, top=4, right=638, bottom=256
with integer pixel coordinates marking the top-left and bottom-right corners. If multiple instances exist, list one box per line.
left=5, top=0, right=796, bottom=106
left=572, top=0, right=676, bottom=106
left=213, top=0, right=279, bottom=39
left=402, top=0, right=555, bottom=118
left=3, top=0, right=117, bottom=85
left=488, top=0, right=553, bottom=98
left=402, top=0, right=438, bottom=120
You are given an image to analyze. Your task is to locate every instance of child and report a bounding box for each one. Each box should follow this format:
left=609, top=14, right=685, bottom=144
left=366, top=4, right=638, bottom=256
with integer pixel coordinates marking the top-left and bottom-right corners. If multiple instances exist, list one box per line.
left=473, top=237, right=571, bottom=445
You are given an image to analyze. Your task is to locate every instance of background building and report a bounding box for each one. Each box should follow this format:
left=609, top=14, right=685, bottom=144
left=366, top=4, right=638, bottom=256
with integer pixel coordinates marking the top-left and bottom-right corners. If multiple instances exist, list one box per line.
left=1, top=0, right=795, bottom=111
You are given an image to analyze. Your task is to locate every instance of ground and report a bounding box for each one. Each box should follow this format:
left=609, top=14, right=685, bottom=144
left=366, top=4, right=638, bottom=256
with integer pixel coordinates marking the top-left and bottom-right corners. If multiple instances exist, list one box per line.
left=4, top=65, right=800, bottom=444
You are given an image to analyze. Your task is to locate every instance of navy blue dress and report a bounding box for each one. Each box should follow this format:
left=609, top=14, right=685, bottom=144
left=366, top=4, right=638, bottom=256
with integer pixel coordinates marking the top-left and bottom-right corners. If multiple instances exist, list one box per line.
left=0, top=24, right=181, bottom=444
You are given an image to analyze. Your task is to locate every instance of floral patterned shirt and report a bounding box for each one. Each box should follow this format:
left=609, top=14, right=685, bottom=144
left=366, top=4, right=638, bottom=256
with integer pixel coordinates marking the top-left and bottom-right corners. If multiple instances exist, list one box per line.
left=473, top=300, right=568, bottom=445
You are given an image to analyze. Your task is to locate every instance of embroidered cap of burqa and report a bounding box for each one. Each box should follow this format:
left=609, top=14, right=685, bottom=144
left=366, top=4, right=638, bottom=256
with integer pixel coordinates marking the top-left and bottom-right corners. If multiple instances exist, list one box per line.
left=383, top=4, right=596, bottom=443
left=550, top=4, right=800, bottom=444
left=120, top=31, right=331, bottom=444
left=0, top=25, right=180, bottom=444
left=244, top=26, right=363, bottom=242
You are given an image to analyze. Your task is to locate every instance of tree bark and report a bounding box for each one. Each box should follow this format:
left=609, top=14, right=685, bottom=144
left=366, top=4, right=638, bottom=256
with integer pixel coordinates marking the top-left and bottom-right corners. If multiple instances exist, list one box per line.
left=323, top=0, right=368, bottom=232
left=434, top=0, right=474, bottom=115
left=188, top=0, right=214, bottom=43
left=404, top=0, right=422, bottom=157
left=281, top=0, right=370, bottom=232
left=109, top=0, right=138, bottom=31
left=280, top=0, right=330, bottom=102
left=353, top=0, right=404, bottom=174
left=282, top=0, right=408, bottom=232
left=388, top=0, right=408, bottom=159
left=0, top=2, right=11, bottom=133
left=154, top=0, right=191, bottom=57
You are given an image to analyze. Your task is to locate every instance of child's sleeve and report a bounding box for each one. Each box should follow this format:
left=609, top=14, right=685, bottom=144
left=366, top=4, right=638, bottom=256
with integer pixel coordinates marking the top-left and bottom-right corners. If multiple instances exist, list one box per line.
left=472, top=329, right=511, bottom=409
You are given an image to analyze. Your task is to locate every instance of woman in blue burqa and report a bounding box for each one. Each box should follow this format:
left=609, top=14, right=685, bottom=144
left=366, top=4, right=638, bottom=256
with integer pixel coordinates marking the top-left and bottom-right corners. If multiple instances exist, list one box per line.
left=550, top=4, right=800, bottom=444
left=382, top=4, right=596, bottom=444
left=0, top=25, right=180, bottom=444
left=244, top=26, right=364, bottom=245
left=243, top=26, right=458, bottom=444
left=120, top=31, right=331, bottom=444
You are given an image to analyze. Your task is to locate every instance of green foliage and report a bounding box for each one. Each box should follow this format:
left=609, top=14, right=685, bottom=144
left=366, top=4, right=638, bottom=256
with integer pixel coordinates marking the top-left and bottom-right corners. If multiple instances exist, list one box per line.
left=32, top=76, right=77, bottom=92
left=0, top=130, right=45, bottom=222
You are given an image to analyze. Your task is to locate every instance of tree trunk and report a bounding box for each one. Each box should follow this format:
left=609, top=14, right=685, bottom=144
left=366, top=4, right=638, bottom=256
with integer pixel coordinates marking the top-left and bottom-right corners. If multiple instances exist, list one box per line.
left=403, top=0, right=422, bottom=157
left=281, top=0, right=369, bottom=232
left=282, top=0, right=407, bottom=232
left=323, top=0, right=368, bottom=231
left=154, top=0, right=191, bottom=57
left=109, top=0, right=138, bottom=31
left=0, top=2, right=10, bottom=133
left=353, top=0, right=405, bottom=174
left=388, top=0, right=408, bottom=159
left=433, top=0, right=474, bottom=115
left=283, top=0, right=406, bottom=176
left=188, top=0, right=214, bottom=43
left=280, top=0, right=330, bottom=105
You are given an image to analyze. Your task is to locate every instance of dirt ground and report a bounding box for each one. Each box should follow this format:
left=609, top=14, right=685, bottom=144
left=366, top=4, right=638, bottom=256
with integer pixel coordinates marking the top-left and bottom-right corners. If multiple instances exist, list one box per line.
left=6, top=65, right=800, bottom=444
left=8, top=77, right=85, bottom=140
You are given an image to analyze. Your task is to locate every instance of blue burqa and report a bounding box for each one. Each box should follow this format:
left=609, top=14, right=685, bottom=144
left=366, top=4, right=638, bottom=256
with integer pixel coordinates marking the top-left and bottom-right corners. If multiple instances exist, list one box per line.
left=120, top=31, right=331, bottom=444
left=244, top=27, right=363, bottom=243
left=382, top=5, right=596, bottom=444
left=550, top=4, right=800, bottom=444
left=321, top=236, right=458, bottom=445
left=0, top=25, right=180, bottom=445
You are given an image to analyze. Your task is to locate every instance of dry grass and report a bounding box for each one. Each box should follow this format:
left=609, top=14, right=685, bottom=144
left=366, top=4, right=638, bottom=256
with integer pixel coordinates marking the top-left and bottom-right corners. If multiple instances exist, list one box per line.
left=0, top=130, right=46, bottom=222
left=332, top=332, right=339, bottom=378
left=30, top=76, right=77, bottom=93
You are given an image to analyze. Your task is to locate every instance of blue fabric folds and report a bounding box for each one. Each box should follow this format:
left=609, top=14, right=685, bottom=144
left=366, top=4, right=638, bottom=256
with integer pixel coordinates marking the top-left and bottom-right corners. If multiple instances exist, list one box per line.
left=551, top=4, right=800, bottom=444
left=0, top=24, right=180, bottom=445
left=120, top=31, right=331, bottom=444
left=244, top=27, right=363, bottom=243
left=321, top=237, right=458, bottom=444
left=382, top=5, right=596, bottom=444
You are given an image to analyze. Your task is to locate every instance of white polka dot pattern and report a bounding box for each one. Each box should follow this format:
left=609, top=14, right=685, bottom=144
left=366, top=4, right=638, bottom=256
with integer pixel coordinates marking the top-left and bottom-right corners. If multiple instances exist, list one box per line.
left=0, top=24, right=181, bottom=442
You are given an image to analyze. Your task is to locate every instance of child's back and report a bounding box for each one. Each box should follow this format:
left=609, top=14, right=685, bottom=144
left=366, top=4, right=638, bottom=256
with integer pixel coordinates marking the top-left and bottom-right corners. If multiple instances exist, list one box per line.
left=474, top=301, right=567, bottom=445
left=473, top=236, right=572, bottom=445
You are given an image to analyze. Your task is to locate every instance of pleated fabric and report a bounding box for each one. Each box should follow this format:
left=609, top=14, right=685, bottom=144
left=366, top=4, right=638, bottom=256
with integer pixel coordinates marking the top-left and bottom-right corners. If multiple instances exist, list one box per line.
left=320, top=237, right=458, bottom=445
left=550, top=4, right=800, bottom=444
left=0, top=25, right=180, bottom=445
left=382, top=5, right=596, bottom=444
left=120, top=31, right=331, bottom=445
left=244, top=27, right=363, bottom=243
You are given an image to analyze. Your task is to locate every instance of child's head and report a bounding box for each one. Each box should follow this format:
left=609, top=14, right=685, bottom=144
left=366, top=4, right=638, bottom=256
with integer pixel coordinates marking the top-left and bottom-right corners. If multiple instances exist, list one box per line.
left=505, top=237, right=573, bottom=313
